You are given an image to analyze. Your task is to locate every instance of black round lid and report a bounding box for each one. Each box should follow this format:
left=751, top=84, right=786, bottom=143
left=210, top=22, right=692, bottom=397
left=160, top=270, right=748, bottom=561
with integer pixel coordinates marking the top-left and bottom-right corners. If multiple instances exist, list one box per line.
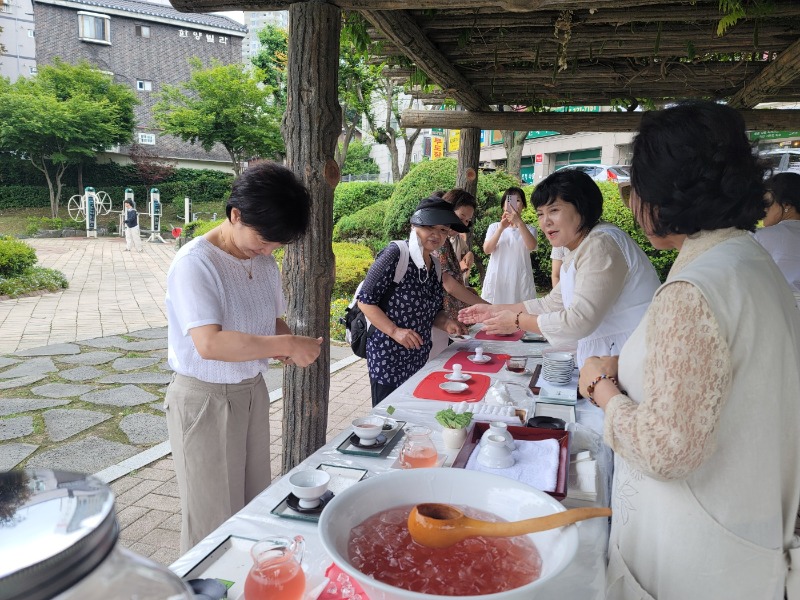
left=0, top=469, right=118, bottom=600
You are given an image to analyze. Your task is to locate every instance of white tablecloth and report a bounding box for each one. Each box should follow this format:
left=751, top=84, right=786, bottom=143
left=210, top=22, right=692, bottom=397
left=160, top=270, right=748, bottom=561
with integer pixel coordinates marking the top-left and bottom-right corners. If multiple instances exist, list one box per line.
left=169, top=337, right=609, bottom=600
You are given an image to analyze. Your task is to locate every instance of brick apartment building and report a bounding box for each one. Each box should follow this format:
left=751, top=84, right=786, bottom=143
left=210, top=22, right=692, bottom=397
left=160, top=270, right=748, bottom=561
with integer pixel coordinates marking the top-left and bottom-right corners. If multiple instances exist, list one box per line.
left=31, top=0, right=247, bottom=170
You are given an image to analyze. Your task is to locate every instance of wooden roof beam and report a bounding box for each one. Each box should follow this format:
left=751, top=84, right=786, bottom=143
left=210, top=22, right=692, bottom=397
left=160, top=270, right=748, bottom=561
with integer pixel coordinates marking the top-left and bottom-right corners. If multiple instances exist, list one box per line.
left=729, top=38, right=800, bottom=109
left=400, top=109, right=800, bottom=134
left=360, top=10, right=490, bottom=110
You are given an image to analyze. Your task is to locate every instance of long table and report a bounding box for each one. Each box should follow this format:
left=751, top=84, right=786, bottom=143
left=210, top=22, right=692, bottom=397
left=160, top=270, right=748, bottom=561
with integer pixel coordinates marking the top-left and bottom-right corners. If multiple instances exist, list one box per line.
left=170, top=337, right=610, bottom=599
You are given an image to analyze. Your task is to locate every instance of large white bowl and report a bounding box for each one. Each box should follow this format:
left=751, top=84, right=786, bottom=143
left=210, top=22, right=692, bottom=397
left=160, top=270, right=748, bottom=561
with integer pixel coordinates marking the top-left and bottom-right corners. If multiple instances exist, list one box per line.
left=318, top=468, right=579, bottom=600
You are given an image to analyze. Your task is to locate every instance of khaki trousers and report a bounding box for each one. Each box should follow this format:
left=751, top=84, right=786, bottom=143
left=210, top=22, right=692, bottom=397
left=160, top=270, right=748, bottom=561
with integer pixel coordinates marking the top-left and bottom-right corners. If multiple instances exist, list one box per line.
left=165, top=372, right=271, bottom=552
left=125, top=225, right=142, bottom=251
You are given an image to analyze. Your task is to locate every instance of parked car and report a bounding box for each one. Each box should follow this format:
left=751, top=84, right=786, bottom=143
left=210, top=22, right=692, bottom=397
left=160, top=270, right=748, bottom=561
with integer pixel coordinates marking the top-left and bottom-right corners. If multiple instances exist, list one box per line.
left=759, top=149, right=800, bottom=175
left=555, top=163, right=631, bottom=182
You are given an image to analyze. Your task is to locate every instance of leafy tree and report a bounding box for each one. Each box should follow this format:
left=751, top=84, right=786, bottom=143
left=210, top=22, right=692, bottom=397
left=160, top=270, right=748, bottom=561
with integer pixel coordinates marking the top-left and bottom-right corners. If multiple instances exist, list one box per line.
left=340, top=139, right=379, bottom=176
left=251, top=24, right=288, bottom=108
left=128, top=143, right=176, bottom=188
left=366, top=77, right=422, bottom=182
left=337, top=15, right=381, bottom=170
left=153, top=58, right=283, bottom=175
left=0, top=59, right=137, bottom=217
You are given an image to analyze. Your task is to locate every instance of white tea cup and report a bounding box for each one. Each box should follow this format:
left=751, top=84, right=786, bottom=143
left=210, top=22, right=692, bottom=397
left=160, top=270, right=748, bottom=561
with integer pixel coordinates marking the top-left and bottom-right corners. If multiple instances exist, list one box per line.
left=289, top=470, right=331, bottom=509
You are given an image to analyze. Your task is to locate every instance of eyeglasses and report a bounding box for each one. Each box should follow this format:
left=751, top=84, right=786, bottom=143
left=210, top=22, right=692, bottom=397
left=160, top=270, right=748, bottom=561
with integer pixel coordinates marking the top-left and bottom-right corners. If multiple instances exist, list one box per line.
left=618, top=182, right=632, bottom=207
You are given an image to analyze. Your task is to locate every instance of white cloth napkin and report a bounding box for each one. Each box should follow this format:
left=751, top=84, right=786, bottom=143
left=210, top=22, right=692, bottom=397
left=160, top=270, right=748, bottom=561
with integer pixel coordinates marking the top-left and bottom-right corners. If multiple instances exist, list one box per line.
left=465, top=438, right=560, bottom=492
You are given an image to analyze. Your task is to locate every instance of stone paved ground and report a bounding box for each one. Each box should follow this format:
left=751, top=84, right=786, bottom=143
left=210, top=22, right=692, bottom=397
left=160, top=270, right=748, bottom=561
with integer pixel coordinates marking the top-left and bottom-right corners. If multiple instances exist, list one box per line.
left=0, top=236, right=371, bottom=566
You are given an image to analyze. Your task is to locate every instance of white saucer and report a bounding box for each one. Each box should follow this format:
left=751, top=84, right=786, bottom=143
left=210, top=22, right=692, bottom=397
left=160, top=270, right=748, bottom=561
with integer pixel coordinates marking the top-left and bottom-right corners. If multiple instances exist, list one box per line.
left=439, top=381, right=469, bottom=394
left=445, top=372, right=472, bottom=382
left=468, top=355, right=491, bottom=364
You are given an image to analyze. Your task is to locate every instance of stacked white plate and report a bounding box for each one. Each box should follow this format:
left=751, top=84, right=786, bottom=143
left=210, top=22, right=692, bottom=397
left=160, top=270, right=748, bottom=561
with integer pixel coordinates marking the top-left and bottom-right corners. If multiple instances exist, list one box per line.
left=541, top=351, right=575, bottom=385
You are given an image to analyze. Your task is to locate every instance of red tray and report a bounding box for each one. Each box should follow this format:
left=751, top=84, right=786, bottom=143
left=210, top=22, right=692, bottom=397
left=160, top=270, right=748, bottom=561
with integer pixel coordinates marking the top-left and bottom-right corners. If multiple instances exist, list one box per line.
left=452, top=422, right=570, bottom=500
left=475, top=329, right=524, bottom=342
left=443, top=350, right=508, bottom=374
left=412, top=371, right=492, bottom=402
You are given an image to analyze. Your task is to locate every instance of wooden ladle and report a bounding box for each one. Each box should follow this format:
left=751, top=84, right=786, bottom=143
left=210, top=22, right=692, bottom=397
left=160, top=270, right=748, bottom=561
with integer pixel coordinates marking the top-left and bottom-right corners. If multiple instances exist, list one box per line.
left=408, top=503, right=612, bottom=548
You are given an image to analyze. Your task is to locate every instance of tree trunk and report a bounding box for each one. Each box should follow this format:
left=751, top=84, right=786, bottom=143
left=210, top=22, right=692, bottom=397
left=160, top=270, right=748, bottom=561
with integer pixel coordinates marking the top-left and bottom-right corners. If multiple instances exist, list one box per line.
left=456, top=128, right=481, bottom=197
left=281, top=0, right=341, bottom=472
left=77, top=164, right=83, bottom=200
left=337, top=121, right=357, bottom=169
left=400, top=128, right=421, bottom=180
left=502, top=130, right=527, bottom=181
left=31, top=157, right=58, bottom=219
left=386, top=130, right=401, bottom=183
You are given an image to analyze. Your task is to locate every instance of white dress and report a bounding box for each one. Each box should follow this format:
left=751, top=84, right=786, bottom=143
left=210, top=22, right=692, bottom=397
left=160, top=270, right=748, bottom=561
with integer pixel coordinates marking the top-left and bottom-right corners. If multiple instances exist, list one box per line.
left=480, top=223, right=537, bottom=304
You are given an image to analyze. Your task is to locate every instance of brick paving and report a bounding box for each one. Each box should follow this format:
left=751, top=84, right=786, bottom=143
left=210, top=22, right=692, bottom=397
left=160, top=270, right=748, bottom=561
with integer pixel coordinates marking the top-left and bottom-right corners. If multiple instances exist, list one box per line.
left=0, top=235, right=372, bottom=566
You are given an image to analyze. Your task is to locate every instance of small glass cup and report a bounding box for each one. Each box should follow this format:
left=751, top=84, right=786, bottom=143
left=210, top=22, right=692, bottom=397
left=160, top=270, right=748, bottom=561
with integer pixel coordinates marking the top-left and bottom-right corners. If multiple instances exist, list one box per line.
left=505, top=356, right=527, bottom=373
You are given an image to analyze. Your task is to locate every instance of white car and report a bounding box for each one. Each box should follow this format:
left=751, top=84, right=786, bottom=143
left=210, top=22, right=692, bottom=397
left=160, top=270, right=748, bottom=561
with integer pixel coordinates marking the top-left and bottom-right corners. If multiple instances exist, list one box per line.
left=759, top=149, right=800, bottom=175
left=555, top=163, right=631, bottom=182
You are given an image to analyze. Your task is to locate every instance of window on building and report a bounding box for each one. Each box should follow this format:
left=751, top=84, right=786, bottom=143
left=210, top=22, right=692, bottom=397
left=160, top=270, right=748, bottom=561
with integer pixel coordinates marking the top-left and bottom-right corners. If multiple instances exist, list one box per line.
left=29, top=66, right=38, bottom=74
left=28, top=30, right=35, bottom=38
left=135, top=25, right=150, bottom=38
left=78, top=12, right=111, bottom=44
left=0, top=0, right=10, bottom=14
left=136, top=80, right=152, bottom=92
left=138, top=133, right=156, bottom=145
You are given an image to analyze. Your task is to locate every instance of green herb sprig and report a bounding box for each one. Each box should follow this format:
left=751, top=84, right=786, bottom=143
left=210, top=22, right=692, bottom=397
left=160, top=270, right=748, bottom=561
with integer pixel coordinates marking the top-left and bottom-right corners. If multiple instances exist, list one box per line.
left=435, top=408, right=473, bottom=429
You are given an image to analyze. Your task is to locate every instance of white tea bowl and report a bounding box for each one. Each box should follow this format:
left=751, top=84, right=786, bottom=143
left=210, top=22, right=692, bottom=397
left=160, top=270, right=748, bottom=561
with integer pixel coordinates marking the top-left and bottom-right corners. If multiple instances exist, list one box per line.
left=288, top=469, right=331, bottom=509
left=352, top=415, right=385, bottom=446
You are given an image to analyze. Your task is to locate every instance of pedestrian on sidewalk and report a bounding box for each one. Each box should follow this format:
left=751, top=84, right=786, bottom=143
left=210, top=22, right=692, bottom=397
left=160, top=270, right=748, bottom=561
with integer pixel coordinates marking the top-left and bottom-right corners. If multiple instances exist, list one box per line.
left=123, top=199, right=143, bottom=252
left=165, top=161, right=323, bottom=552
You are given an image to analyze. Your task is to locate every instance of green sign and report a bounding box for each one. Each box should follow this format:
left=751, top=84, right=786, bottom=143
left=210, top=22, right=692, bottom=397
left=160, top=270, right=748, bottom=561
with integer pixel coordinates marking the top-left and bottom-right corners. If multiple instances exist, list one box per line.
left=526, top=130, right=559, bottom=140
left=552, top=105, right=601, bottom=113
left=432, top=128, right=445, bottom=135
left=748, top=130, right=800, bottom=141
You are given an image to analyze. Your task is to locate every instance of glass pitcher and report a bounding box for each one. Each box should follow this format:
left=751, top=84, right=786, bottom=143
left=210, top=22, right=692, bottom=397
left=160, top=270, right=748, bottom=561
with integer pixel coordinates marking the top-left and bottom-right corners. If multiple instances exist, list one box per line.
left=398, top=425, right=438, bottom=468
left=244, top=535, right=306, bottom=600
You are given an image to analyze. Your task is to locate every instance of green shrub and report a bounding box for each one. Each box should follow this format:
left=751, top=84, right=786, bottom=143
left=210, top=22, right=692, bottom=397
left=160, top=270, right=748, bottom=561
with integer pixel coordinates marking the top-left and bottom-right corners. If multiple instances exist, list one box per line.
left=0, top=237, right=37, bottom=277
left=0, top=186, right=51, bottom=209
left=333, top=181, right=394, bottom=223
left=333, top=199, right=389, bottom=244
left=25, top=217, right=83, bottom=235
left=332, top=242, right=374, bottom=299
left=330, top=297, right=349, bottom=342
left=0, top=266, right=68, bottom=298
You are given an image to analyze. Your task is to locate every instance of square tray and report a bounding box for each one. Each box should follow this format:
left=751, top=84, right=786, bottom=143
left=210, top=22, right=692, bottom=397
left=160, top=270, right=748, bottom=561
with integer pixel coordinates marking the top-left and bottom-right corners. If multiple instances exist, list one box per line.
left=336, top=420, right=406, bottom=457
left=451, top=422, right=570, bottom=500
left=181, top=534, right=256, bottom=596
left=270, top=463, right=368, bottom=523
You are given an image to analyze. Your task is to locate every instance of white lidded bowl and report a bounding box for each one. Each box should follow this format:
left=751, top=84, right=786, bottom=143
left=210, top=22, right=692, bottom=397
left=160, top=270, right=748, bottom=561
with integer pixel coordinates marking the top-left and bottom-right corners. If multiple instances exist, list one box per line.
left=318, top=468, right=579, bottom=600
left=352, top=415, right=385, bottom=445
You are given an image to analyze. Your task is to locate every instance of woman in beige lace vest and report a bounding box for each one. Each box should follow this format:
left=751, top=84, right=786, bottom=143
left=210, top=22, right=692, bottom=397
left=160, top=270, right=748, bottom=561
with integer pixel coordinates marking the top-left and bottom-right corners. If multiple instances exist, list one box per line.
left=579, top=101, right=800, bottom=600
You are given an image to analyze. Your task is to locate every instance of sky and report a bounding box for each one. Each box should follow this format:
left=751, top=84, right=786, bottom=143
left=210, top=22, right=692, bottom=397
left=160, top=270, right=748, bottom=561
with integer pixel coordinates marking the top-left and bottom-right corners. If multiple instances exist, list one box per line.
left=213, top=11, right=245, bottom=24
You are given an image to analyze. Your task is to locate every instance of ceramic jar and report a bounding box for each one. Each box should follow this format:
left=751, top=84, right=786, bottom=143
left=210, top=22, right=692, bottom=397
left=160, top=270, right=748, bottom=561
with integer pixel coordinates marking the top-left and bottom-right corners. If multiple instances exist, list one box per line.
left=480, top=421, right=515, bottom=450
left=441, top=426, right=468, bottom=449
left=476, top=434, right=515, bottom=469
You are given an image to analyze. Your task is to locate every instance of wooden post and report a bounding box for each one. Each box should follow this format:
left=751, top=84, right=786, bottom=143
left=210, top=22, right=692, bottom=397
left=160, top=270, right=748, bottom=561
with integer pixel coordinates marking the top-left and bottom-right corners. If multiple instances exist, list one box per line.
left=281, top=0, right=341, bottom=471
left=456, top=127, right=480, bottom=197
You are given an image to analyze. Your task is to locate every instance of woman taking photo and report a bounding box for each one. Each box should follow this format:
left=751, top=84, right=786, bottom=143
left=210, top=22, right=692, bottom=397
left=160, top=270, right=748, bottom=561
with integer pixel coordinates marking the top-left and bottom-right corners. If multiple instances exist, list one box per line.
left=165, top=162, right=323, bottom=551
left=358, top=197, right=468, bottom=405
left=579, top=101, right=800, bottom=599
left=480, top=187, right=538, bottom=304
left=754, top=171, right=800, bottom=302
left=461, top=170, right=660, bottom=368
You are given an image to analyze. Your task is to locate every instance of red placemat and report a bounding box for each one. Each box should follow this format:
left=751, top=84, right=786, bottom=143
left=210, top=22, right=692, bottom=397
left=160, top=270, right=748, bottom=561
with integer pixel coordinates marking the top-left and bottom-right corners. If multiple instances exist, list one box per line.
left=475, top=329, right=525, bottom=342
left=443, top=350, right=508, bottom=374
left=412, top=371, right=492, bottom=402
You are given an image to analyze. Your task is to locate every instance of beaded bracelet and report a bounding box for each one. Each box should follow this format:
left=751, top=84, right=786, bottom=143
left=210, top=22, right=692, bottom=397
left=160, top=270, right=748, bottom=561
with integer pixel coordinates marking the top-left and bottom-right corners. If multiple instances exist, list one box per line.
left=515, top=311, right=524, bottom=330
left=586, top=374, right=619, bottom=407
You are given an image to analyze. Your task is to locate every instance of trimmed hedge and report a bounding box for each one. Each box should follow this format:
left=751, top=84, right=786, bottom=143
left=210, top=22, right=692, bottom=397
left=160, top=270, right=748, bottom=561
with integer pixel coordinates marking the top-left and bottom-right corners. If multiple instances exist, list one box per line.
left=332, top=242, right=374, bottom=299
left=0, top=237, right=37, bottom=277
left=0, top=186, right=51, bottom=210
left=333, top=181, right=394, bottom=223
left=333, top=200, right=389, bottom=241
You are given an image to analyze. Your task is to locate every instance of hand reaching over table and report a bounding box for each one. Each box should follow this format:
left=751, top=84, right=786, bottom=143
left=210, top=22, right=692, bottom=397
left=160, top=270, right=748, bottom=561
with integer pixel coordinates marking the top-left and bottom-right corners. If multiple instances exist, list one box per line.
left=482, top=309, right=519, bottom=335
left=458, top=303, right=498, bottom=324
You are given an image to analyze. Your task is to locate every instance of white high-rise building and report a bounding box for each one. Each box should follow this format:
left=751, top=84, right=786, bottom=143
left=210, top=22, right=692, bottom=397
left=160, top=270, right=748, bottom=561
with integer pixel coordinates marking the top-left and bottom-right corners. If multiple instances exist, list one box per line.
left=242, top=11, right=287, bottom=64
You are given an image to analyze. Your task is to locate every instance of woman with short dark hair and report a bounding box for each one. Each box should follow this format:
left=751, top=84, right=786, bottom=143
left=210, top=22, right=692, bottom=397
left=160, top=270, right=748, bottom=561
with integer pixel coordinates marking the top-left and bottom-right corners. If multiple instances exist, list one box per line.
left=579, top=101, right=800, bottom=599
left=165, top=161, right=323, bottom=551
left=754, top=171, right=800, bottom=301
left=461, top=170, right=660, bottom=368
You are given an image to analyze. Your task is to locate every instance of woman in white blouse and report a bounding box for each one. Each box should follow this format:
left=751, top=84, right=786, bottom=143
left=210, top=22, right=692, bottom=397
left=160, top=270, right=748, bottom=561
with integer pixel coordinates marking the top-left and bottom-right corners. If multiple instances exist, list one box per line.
left=165, top=162, right=323, bottom=551
left=579, top=101, right=800, bottom=599
left=460, top=170, right=660, bottom=368
left=754, top=172, right=800, bottom=302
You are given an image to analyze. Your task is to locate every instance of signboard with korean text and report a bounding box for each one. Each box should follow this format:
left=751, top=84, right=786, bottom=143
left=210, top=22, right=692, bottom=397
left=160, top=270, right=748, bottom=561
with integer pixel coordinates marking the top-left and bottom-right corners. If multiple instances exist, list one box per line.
left=448, top=130, right=461, bottom=153
left=431, top=136, right=445, bottom=159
